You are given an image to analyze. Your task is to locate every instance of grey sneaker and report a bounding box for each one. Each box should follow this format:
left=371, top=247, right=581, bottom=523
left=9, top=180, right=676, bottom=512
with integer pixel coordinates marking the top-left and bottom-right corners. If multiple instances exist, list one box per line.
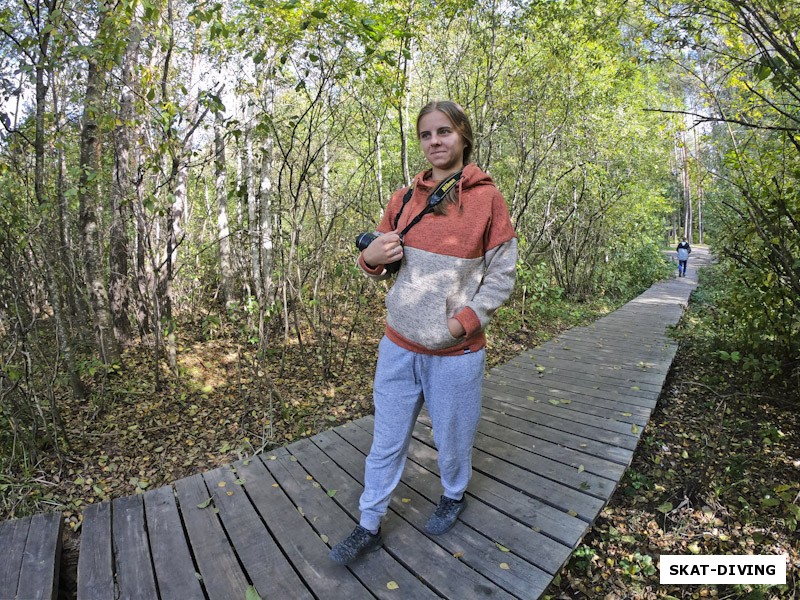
left=329, top=525, right=383, bottom=565
left=425, top=495, right=466, bottom=535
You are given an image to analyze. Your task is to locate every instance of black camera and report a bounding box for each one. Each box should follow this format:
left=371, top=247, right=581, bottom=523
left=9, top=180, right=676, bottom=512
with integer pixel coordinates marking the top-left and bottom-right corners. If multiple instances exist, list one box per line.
left=355, top=232, right=402, bottom=274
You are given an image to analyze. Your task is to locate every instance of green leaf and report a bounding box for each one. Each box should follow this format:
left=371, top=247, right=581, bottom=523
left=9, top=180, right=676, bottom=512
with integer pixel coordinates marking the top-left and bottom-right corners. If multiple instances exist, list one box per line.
left=327, top=489, right=337, bottom=497
left=197, top=497, right=213, bottom=509
left=495, top=542, right=510, bottom=552
left=657, top=502, right=673, bottom=514
left=246, top=585, right=263, bottom=600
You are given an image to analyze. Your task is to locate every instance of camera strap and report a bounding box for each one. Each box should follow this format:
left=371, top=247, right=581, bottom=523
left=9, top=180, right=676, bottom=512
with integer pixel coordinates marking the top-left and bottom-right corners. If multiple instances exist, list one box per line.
left=392, top=169, right=462, bottom=237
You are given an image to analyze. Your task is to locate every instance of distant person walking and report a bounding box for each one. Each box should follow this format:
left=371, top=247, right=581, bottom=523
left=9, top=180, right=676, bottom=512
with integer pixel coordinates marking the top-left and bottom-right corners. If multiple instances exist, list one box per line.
left=676, top=237, right=691, bottom=277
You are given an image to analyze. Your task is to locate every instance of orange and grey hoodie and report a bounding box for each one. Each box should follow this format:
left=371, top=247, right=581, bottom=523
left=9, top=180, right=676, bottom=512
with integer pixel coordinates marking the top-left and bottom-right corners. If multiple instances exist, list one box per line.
left=358, top=162, right=517, bottom=356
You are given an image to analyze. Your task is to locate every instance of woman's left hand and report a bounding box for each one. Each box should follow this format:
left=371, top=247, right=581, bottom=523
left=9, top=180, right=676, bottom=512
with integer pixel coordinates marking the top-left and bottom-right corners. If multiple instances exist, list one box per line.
left=447, top=317, right=466, bottom=338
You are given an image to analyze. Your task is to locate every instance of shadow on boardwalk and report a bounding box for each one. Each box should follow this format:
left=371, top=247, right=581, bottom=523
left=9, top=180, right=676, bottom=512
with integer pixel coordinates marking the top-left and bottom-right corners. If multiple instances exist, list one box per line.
left=11, top=248, right=713, bottom=600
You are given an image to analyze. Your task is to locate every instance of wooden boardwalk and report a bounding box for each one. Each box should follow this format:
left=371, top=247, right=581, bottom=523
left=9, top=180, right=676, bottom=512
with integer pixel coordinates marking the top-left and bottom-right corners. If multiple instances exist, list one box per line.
left=69, top=249, right=707, bottom=600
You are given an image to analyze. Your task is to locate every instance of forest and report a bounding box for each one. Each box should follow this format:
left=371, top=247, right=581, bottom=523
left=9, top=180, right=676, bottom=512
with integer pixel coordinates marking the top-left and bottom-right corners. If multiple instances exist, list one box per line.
left=0, top=0, right=798, bottom=596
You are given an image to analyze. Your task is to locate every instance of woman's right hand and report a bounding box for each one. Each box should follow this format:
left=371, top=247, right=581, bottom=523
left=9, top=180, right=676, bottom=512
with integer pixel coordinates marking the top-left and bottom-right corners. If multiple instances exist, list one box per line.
left=362, top=230, right=404, bottom=267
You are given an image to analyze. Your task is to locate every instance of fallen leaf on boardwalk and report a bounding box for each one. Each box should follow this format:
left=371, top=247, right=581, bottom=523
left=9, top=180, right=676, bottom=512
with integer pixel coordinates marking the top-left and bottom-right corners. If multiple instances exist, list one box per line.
left=631, top=424, right=640, bottom=434
left=272, top=483, right=279, bottom=488
left=500, top=562, right=510, bottom=570
left=568, top=510, right=578, bottom=517
left=387, top=581, right=399, bottom=590
left=320, top=534, right=329, bottom=543
left=578, top=465, right=585, bottom=472
left=268, top=456, right=277, bottom=461
left=453, top=551, right=464, bottom=558
left=327, top=489, right=337, bottom=497
left=297, top=506, right=305, bottom=515
left=621, top=412, right=633, bottom=417
left=245, top=585, right=263, bottom=600
left=496, top=543, right=510, bottom=552
left=197, top=497, right=212, bottom=509
left=549, top=399, right=560, bottom=405
left=631, top=386, right=640, bottom=391
left=218, top=481, right=226, bottom=487
left=226, top=491, right=233, bottom=496
left=527, top=395, right=535, bottom=401
left=289, top=456, right=298, bottom=462
left=401, top=498, right=411, bottom=503
left=234, top=479, right=245, bottom=485
left=306, top=475, right=313, bottom=481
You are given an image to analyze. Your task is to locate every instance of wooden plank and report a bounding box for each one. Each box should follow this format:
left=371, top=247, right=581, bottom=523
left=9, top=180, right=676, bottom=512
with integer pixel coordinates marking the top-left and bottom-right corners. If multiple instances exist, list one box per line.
left=482, top=382, right=646, bottom=438
left=494, top=361, right=664, bottom=395
left=483, top=380, right=651, bottom=426
left=16, top=511, right=63, bottom=600
left=477, top=406, right=634, bottom=466
left=472, top=416, right=627, bottom=481
left=233, top=455, right=374, bottom=599
left=486, top=366, right=660, bottom=406
left=0, top=516, right=30, bottom=596
left=481, top=391, right=641, bottom=451
left=416, top=415, right=617, bottom=501
left=143, top=486, right=205, bottom=600
left=111, top=494, right=158, bottom=600
left=289, top=437, right=517, bottom=599
left=315, top=429, right=554, bottom=599
left=202, top=466, right=312, bottom=600
left=333, top=422, right=580, bottom=576
left=77, top=502, right=114, bottom=600
left=505, top=345, right=670, bottom=380
left=484, top=372, right=656, bottom=415
left=262, top=445, right=440, bottom=600
left=174, top=473, right=250, bottom=600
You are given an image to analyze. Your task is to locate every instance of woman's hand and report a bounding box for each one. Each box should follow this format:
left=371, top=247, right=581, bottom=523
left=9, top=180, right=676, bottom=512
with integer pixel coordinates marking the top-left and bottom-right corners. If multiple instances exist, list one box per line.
left=447, top=317, right=466, bottom=338
left=362, top=230, right=404, bottom=267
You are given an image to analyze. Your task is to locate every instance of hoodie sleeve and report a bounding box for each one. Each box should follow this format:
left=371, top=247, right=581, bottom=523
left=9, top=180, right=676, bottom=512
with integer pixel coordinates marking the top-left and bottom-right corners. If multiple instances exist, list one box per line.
left=357, top=187, right=408, bottom=280
left=454, top=191, right=517, bottom=336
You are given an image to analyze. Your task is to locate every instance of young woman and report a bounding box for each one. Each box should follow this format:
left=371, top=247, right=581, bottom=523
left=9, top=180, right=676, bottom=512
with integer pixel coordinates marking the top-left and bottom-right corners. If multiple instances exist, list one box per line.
left=329, top=100, right=517, bottom=565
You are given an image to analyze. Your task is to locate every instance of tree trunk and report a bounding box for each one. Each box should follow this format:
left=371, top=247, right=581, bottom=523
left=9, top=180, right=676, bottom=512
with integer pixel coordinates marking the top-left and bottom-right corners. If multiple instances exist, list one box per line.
left=78, top=51, right=118, bottom=364
left=109, top=20, right=141, bottom=349
left=214, top=116, right=234, bottom=308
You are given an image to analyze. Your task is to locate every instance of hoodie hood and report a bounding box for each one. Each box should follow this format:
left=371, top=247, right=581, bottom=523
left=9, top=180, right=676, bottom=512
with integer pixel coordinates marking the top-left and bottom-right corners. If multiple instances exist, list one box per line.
left=411, top=163, right=496, bottom=210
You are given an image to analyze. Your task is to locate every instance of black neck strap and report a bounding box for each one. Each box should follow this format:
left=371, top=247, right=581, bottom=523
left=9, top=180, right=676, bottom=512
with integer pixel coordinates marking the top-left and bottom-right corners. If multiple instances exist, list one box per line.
left=392, top=169, right=463, bottom=236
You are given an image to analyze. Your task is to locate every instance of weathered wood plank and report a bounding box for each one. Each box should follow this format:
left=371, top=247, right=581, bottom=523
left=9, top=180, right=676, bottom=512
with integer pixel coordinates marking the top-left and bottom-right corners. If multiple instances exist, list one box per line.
left=174, top=473, right=250, bottom=600
left=112, top=494, right=158, bottom=600
left=77, top=502, right=114, bottom=600
left=233, top=455, right=374, bottom=599
left=143, top=486, right=205, bottom=600
left=202, top=466, right=312, bottom=600
left=291, top=436, right=517, bottom=599
left=262, top=445, right=440, bottom=600
left=16, top=511, right=63, bottom=600
left=478, top=404, right=634, bottom=466
left=318, top=432, right=554, bottom=599
left=334, top=422, right=578, bottom=578
left=0, top=515, right=30, bottom=596
left=482, top=383, right=646, bottom=438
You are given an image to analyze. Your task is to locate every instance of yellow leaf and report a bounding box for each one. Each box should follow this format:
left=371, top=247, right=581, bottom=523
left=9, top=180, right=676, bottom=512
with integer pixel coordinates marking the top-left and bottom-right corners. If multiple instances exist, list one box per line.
left=500, top=562, right=510, bottom=570
left=226, top=491, right=234, bottom=496
left=495, top=543, right=510, bottom=552
left=578, top=465, right=585, bottom=472
left=306, top=475, right=313, bottom=481
left=568, top=510, right=578, bottom=517
left=631, top=424, right=640, bottom=434
left=453, top=551, right=464, bottom=558
left=401, top=498, right=411, bottom=503
left=272, top=483, right=279, bottom=488
left=269, top=455, right=277, bottom=461
left=320, top=534, right=329, bottom=543
left=387, top=581, right=399, bottom=590
left=218, top=481, right=226, bottom=487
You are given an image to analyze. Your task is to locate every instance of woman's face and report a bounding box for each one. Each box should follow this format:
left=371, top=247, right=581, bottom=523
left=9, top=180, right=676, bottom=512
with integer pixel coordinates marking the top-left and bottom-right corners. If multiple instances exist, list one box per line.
left=418, top=110, right=466, bottom=178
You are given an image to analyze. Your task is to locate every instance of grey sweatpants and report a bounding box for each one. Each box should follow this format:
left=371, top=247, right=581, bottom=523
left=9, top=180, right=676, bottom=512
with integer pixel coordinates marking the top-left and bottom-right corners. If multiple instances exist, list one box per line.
left=358, top=336, right=485, bottom=532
